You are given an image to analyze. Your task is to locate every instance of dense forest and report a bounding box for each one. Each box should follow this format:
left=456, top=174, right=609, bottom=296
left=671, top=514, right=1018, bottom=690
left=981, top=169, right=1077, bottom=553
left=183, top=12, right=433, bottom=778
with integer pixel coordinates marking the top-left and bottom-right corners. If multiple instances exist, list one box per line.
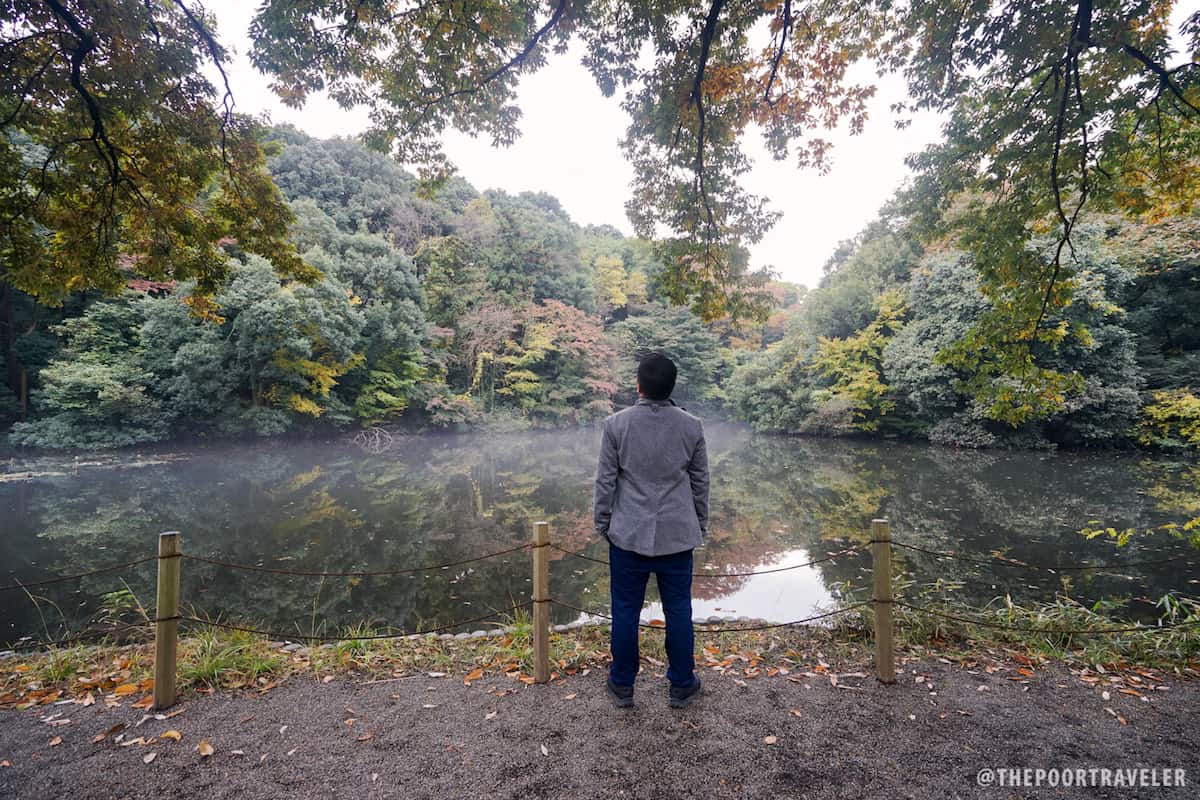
left=0, top=128, right=801, bottom=449
left=0, top=127, right=1196, bottom=452
left=3, top=1, right=1198, bottom=454
left=731, top=207, right=1200, bottom=450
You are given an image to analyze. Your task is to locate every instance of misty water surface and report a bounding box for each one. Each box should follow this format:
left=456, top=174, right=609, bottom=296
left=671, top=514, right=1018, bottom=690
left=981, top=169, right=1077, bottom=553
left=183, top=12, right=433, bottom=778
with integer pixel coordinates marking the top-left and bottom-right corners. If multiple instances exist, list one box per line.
left=2, top=426, right=1198, bottom=646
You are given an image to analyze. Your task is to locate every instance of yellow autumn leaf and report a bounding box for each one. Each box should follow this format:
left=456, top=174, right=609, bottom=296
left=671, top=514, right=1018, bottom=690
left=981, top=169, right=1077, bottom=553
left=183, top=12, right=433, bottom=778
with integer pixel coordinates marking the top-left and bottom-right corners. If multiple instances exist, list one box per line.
left=197, top=739, right=214, bottom=757
left=160, top=730, right=182, bottom=742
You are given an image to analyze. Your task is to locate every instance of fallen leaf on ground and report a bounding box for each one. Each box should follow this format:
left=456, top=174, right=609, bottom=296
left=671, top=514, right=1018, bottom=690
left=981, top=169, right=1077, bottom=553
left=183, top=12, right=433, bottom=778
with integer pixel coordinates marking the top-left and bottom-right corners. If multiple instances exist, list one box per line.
left=322, top=676, right=334, bottom=684
left=93, top=723, right=126, bottom=743
left=464, top=669, right=484, bottom=686
left=113, top=684, right=138, bottom=697
left=80, top=693, right=95, bottom=707
left=563, top=693, right=577, bottom=701
left=279, top=726, right=288, bottom=735
left=49, top=736, right=62, bottom=747
left=160, top=731, right=181, bottom=742
left=485, top=711, right=498, bottom=721
left=131, top=696, right=154, bottom=710
left=540, top=744, right=549, bottom=756
left=789, top=709, right=802, bottom=717
left=286, top=748, right=297, bottom=757
left=356, top=733, right=375, bottom=742
left=764, top=736, right=778, bottom=745
left=143, top=752, right=156, bottom=764
left=197, top=740, right=214, bottom=758
left=0, top=760, right=9, bottom=767
left=231, top=750, right=245, bottom=756
left=427, top=672, right=446, bottom=678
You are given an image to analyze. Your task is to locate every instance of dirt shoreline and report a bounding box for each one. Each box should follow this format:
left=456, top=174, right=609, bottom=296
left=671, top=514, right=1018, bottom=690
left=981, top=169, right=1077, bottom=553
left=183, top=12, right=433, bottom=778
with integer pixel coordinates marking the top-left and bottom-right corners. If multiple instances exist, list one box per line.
left=2, top=656, right=1197, bottom=800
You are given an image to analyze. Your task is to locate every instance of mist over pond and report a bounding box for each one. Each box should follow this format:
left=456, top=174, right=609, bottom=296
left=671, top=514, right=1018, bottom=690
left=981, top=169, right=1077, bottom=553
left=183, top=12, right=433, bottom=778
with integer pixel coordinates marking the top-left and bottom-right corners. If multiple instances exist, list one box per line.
left=2, top=427, right=1197, bottom=646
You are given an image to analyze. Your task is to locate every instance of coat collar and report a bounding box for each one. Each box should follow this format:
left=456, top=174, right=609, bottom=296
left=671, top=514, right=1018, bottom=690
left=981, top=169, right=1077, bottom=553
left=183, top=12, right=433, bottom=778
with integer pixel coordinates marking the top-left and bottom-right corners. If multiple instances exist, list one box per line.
left=635, top=397, right=673, bottom=408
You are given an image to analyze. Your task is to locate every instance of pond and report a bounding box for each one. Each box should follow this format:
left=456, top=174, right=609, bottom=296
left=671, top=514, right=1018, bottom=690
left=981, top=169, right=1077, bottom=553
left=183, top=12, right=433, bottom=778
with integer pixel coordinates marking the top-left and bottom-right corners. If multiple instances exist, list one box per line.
left=2, top=426, right=1198, bottom=647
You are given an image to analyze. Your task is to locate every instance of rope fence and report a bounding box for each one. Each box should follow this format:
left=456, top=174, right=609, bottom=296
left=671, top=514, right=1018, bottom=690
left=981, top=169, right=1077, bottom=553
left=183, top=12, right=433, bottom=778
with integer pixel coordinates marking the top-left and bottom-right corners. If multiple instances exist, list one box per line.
left=547, top=542, right=868, bottom=576
left=4, top=518, right=1198, bottom=705
left=178, top=543, right=532, bottom=578
left=176, top=600, right=534, bottom=643
left=887, top=540, right=1197, bottom=571
left=0, top=555, right=157, bottom=592
left=549, top=598, right=873, bottom=634
left=892, top=599, right=1200, bottom=636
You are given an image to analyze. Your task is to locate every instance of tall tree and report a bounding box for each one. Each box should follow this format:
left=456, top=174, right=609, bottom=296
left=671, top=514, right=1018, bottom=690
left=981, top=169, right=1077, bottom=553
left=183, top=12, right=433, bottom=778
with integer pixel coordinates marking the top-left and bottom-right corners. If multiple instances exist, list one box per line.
left=1, top=0, right=315, bottom=308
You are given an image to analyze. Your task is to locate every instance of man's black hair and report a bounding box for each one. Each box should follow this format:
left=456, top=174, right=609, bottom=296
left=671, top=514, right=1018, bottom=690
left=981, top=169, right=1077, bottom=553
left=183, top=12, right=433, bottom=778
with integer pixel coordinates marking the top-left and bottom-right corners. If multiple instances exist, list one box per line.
left=637, top=352, right=677, bottom=401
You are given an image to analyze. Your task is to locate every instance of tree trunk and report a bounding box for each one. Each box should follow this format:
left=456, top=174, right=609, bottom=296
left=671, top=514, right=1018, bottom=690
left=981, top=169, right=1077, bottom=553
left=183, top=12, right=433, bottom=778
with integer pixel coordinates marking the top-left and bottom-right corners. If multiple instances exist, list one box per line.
left=0, top=274, right=21, bottom=396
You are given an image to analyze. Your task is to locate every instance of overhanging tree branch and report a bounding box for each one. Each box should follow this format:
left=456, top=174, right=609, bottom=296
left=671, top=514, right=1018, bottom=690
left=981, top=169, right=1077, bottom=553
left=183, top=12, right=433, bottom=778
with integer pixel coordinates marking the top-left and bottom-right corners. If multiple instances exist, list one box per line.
left=1118, top=41, right=1200, bottom=115
left=417, top=0, right=568, bottom=111
left=762, top=0, right=791, bottom=105
left=690, top=0, right=726, bottom=255
left=171, top=0, right=236, bottom=156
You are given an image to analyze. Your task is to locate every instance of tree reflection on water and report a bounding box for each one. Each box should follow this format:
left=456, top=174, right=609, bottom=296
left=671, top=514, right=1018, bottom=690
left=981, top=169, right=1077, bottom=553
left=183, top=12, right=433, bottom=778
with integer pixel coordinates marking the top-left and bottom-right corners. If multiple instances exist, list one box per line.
left=2, top=427, right=1196, bottom=645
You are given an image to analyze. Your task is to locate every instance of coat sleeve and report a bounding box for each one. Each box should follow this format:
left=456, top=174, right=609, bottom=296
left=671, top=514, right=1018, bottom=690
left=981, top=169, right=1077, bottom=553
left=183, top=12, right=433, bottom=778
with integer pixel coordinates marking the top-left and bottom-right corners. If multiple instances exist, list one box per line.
left=593, top=420, right=619, bottom=537
left=687, top=423, right=709, bottom=535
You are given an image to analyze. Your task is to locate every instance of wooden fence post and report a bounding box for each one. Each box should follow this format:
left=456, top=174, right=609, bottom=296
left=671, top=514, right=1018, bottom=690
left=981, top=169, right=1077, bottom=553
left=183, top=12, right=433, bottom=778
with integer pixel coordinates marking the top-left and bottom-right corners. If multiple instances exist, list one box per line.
left=153, top=531, right=181, bottom=709
left=871, top=518, right=896, bottom=684
left=532, top=521, right=550, bottom=684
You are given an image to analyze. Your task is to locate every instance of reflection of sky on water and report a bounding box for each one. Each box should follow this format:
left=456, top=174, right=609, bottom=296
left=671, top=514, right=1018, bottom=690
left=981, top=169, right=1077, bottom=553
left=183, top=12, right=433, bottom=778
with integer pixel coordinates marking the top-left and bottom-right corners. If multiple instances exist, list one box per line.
left=639, top=548, right=852, bottom=624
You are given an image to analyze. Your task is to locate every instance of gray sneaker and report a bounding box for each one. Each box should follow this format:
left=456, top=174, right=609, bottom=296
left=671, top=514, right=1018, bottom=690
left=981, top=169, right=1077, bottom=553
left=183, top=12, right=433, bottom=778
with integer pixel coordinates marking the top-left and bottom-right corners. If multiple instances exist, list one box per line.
left=606, top=678, right=634, bottom=709
left=668, top=676, right=703, bottom=709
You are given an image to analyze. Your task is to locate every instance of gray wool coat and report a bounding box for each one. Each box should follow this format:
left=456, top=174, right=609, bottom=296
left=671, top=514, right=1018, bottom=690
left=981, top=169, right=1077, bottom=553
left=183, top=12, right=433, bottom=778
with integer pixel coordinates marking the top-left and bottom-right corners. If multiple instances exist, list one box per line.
left=592, top=397, right=709, bottom=557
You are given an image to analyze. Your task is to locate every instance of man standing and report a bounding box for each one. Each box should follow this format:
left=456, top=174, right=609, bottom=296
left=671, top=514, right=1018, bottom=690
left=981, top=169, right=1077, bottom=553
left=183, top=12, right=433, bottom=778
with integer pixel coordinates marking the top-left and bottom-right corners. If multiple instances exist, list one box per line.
left=593, top=352, right=709, bottom=709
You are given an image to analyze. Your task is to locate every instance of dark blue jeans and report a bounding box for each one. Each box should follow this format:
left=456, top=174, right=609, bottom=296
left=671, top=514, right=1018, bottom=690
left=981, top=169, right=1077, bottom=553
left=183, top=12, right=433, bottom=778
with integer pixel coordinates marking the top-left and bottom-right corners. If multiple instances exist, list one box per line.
left=608, top=542, right=696, bottom=688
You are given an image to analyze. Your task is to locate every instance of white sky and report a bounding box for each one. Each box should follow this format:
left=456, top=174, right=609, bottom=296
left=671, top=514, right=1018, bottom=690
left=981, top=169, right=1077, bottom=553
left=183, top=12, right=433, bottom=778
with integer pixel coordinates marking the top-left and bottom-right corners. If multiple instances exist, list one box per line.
left=201, top=1, right=1196, bottom=288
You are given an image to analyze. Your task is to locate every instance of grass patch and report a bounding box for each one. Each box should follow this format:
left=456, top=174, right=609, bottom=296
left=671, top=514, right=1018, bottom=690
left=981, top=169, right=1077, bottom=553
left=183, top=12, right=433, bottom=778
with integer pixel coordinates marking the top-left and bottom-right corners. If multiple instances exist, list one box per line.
left=3, top=591, right=1198, bottom=713
left=37, top=645, right=88, bottom=684
left=838, top=575, right=1200, bottom=668
left=178, top=625, right=286, bottom=690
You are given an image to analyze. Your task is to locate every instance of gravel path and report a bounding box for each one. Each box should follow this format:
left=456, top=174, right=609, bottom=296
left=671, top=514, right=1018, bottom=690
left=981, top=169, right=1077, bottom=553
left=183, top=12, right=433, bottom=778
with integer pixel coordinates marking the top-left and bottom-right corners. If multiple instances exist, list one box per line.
left=1, top=660, right=1196, bottom=799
